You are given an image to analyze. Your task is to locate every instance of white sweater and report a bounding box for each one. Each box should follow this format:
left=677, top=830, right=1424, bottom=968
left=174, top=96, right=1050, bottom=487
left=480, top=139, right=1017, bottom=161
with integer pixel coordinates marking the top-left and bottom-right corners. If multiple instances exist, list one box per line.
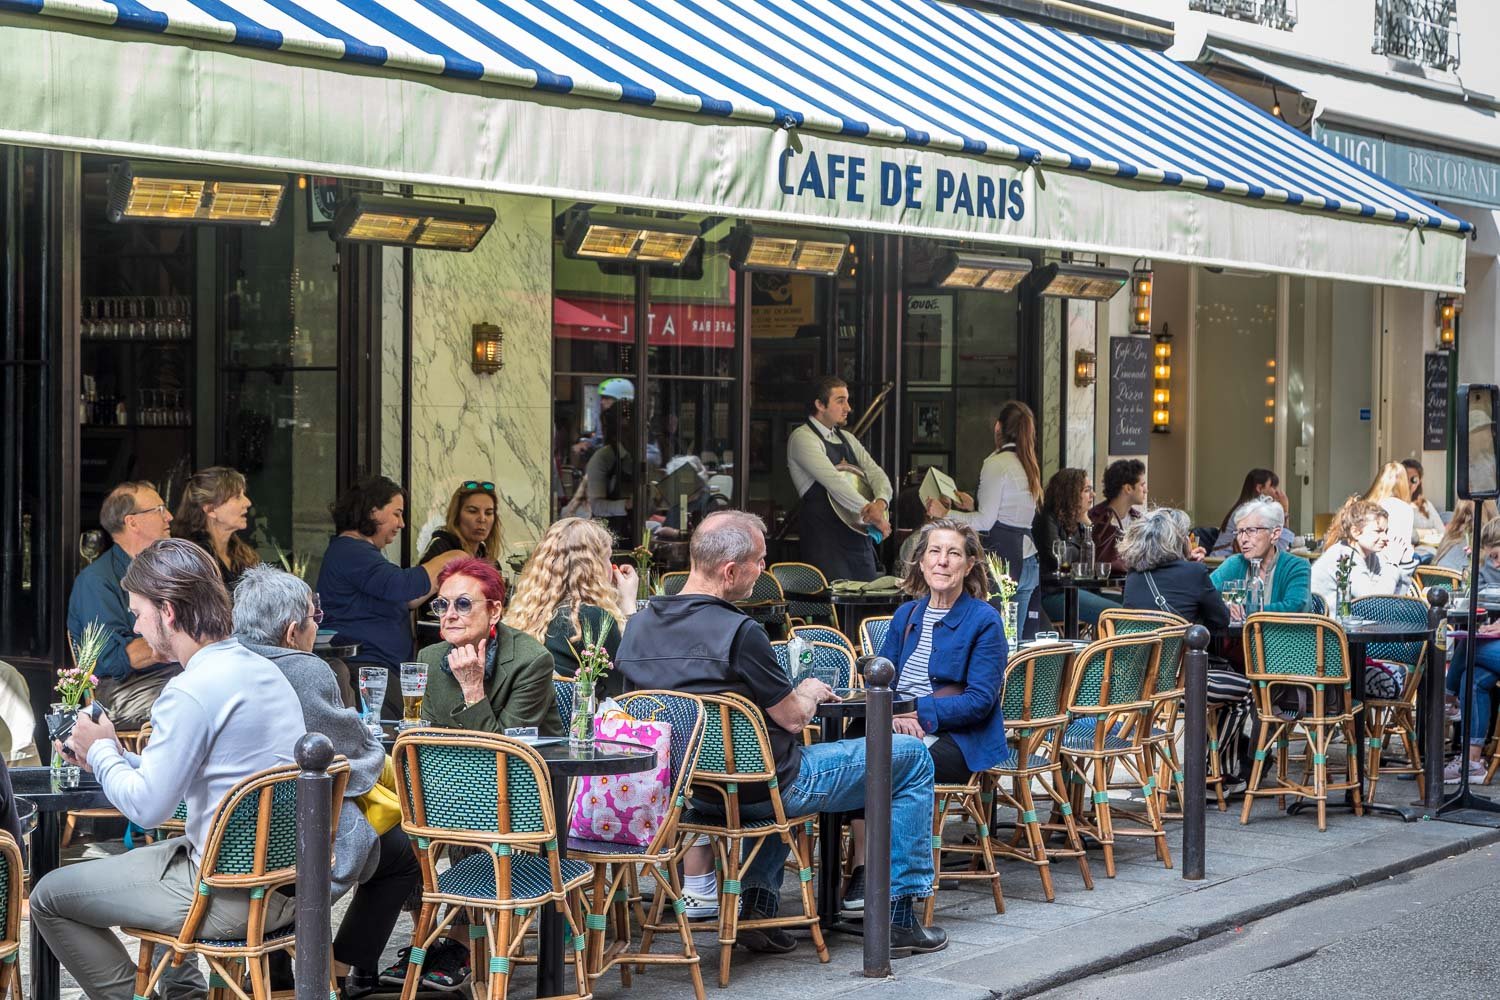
left=87, top=637, right=306, bottom=863
left=1309, top=542, right=1410, bottom=611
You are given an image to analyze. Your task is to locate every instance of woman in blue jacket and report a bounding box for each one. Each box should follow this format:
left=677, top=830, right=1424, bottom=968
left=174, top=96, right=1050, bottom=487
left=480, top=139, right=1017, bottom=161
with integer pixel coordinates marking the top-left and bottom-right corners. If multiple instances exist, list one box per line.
left=877, top=518, right=1009, bottom=782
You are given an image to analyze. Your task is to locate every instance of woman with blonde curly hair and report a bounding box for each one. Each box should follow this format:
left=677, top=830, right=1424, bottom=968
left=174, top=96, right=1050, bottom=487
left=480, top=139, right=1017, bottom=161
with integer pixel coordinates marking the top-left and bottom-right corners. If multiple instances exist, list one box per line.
left=172, top=466, right=260, bottom=590
left=503, top=518, right=639, bottom=690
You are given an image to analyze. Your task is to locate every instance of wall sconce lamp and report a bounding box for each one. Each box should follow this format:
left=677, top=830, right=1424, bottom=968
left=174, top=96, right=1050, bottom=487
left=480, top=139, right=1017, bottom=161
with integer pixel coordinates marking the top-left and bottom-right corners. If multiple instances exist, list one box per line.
left=1438, top=295, right=1461, bottom=351
left=1152, top=325, right=1172, bottom=433
left=1130, top=260, right=1154, bottom=335
left=106, top=162, right=287, bottom=226
left=471, top=322, right=504, bottom=374
left=1074, top=348, right=1097, bottom=388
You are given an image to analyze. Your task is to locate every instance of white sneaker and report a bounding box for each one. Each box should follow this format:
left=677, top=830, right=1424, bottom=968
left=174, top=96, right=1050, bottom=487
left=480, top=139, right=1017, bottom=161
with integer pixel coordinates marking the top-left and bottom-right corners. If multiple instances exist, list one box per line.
left=1443, top=757, right=1486, bottom=784
left=681, top=889, right=720, bottom=920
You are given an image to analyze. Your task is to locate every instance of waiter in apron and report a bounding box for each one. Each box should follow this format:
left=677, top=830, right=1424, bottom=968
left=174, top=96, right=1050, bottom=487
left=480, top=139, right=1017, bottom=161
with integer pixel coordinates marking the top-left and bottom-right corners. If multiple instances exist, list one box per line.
left=926, top=401, right=1043, bottom=640
left=787, top=376, right=893, bottom=581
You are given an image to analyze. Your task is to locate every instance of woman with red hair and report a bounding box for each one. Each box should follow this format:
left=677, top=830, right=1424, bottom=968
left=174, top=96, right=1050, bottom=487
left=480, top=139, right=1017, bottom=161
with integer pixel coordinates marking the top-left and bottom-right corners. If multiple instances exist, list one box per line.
left=414, top=556, right=560, bottom=736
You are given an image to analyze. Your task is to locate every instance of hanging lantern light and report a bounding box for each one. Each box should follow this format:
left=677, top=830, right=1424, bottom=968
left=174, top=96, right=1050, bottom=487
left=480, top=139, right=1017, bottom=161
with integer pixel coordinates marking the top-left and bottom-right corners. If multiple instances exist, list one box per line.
left=1152, top=325, right=1172, bottom=433
left=1130, top=260, right=1154, bottom=335
left=1437, top=295, right=1461, bottom=351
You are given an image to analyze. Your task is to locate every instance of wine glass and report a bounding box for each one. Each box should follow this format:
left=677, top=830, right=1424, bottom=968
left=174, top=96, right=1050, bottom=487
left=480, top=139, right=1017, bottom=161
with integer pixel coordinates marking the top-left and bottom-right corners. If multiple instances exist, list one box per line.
left=1052, top=539, right=1071, bottom=575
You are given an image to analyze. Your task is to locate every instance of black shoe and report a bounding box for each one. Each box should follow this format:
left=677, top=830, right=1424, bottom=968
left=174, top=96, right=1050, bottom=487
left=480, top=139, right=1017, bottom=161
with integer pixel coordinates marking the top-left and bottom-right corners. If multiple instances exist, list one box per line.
left=736, top=927, right=798, bottom=953
left=841, top=865, right=866, bottom=913
left=890, top=922, right=948, bottom=956
left=343, top=967, right=380, bottom=1000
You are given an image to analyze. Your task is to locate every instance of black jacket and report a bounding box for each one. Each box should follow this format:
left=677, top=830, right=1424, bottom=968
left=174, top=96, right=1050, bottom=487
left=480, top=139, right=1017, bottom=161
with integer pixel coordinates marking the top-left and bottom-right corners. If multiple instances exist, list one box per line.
left=1121, top=558, right=1230, bottom=630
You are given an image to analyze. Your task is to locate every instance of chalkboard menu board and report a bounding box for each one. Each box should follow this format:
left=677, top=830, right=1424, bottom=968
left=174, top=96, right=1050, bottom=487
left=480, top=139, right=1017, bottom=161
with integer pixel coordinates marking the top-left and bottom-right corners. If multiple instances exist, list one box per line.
left=1424, top=352, right=1451, bottom=451
left=1109, top=336, right=1152, bottom=455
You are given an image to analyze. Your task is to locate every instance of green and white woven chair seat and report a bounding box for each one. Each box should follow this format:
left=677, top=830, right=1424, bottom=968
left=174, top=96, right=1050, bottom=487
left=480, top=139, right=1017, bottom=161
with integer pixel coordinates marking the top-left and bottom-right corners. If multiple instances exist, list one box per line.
left=1062, top=719, right=1132, bottom=752
left=565, top=834, right=652, bottom=857
left=993, top=747, right=1052, bottom=770
left=437, top=851, right=592, bottom=902
left=678, top=808, right=779, bottom=830
left=196, top=923, right=297, bottom=949
left=1110, top=722, right=1168, bottom=741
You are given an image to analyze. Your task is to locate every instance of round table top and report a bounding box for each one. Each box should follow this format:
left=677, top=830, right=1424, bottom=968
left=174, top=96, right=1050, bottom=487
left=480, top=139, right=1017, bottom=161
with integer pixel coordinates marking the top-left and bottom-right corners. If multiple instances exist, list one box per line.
left=314, top=638, right=361, bottom=660
left=829, top=592, right=905, bottom=607
left=381, top=730, right=656, bottom=779
left=11, top=766, right=113, bottom=811
left=814, top=689, right=917, bottom=719
left=1217, top=619, right=1435, bottom=643
left=1039, top=573, right=1124, bottom=589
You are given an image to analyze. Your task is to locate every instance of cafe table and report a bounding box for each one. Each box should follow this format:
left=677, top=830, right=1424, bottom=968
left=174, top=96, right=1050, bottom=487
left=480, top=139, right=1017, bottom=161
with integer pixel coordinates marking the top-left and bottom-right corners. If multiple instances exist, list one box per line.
left=829, top=592, right=906, bottom=647
left=1038, top=572, right=1124, bottom=639
left=381, top=729, right=656, bottom=997
left=312, top=635, right=361, bottom=660
left=13, top=766, right=113, bottom=1000
left=810, top=688, right=916, bottom=931
left=1218, top=617, right=1438, bottom=820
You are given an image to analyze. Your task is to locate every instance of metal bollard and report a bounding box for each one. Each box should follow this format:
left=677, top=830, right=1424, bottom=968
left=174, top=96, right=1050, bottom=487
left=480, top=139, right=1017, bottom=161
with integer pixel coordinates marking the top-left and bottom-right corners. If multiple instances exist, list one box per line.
left=294, top=732, right=336, bottom=1000
left=1181, top=625, right=1210, bottom=881
left=1423, top=588, right=1450, bottom=811
left=860, top=655, right=895, bottom=978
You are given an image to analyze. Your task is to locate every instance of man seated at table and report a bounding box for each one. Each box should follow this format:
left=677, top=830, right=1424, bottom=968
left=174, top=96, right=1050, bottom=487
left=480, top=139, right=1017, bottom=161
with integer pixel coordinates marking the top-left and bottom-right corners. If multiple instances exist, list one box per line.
left=66, top=481, right=182, bottom=730
left=615, top=510, right=947, bottom=955
left=32, top=539, right=307, bottom=1000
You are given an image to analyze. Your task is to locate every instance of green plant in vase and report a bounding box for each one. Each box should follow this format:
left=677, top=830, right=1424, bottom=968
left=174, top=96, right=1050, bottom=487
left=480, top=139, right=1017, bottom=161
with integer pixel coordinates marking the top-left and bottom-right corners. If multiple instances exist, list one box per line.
left=55, top=621, right=106, bottom=774
left=570, top=616, right=615, bottom=751
left=1334, top=553, right=1355, bottom=621
left=271, top=540, right=311, bottom=582
left=985, top=553, right=1020, bottom=645
left=630, top=529, right=655, bottom=600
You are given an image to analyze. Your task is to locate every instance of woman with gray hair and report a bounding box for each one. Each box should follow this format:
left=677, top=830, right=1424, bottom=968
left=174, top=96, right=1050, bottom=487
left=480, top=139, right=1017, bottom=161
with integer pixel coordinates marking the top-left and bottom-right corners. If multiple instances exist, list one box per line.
left=233, top=566, right=419, bottom=1000
left=1119, top=509, right=1229, bottom=631
left=1209, top=497, right=1310, bottom=618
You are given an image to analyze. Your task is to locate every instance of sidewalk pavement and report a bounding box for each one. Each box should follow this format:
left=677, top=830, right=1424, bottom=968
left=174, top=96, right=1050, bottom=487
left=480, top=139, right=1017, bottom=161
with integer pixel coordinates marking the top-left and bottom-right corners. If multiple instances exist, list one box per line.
left=26, top=781, right=1500, bottom=1000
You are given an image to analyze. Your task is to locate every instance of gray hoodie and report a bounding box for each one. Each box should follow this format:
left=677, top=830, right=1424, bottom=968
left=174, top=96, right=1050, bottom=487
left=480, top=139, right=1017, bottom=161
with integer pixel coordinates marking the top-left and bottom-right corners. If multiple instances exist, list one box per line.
left=241, top=641, right=384, bottom=896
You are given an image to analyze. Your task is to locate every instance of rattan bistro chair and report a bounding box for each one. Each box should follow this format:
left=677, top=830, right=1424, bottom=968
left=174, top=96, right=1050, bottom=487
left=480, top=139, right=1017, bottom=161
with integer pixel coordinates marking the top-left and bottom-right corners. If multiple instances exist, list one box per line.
left=0, top=832, right=20, bottom=1000
left=770, top=562, right=835, bottom=626
left=1098, top=612, right=1191, bottom=813
left=991, top=643, right=1093, bottom=901
left=1350, top=595, right=1431, bottom=803
left=1059, top=632, right=1170, bottom=877
left=571, top=692, right=707, bottom=1000
left=788, top=625, right=857, bottom=661
left=661, top=572, right=690, bottom=596
left=1412, top=565, right=1461, bottom=600
left=126, top=758, right=352, bottom=1000
left=675, top=693, right=829, bottom=987
left=1239, top=614, right=1363, bottom=831
left=393, top=729, right=594, bottom=1000
left=923, top=769, right=1005, bottom=926
left=859, top=616, right=893, bottom=659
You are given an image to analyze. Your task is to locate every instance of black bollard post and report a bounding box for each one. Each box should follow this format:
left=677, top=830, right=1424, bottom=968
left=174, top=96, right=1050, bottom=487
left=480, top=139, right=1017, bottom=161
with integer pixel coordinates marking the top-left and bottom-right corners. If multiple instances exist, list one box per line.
left=860, top=655, right=895, bottom=978
left=1423, top=588, right=1450, bottom=812
left=1181, top=625, right=1210, bottom=881
left=294, top=732, right=336, bottom=1000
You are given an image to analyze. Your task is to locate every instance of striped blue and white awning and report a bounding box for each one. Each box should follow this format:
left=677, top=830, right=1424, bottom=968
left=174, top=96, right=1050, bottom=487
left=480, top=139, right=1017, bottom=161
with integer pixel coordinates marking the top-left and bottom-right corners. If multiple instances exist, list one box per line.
left=0, top=0, right=1470, bottom=235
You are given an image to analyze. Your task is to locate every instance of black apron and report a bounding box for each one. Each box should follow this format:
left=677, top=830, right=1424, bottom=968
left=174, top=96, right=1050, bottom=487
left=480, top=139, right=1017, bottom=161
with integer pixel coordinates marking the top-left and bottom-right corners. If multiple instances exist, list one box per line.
left=797, top=421, right=882, bottom=582
left=980, top=446, right=1039, bottom=640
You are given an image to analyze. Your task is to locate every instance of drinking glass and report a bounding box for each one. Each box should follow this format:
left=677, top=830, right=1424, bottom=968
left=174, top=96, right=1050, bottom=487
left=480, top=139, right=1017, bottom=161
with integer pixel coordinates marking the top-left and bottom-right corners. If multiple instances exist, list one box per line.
left=1096, top=563, right=1111, bottom=581
left=399, top=662, right=428, bottom=727
left=1052, top=539, right=1071, bottom=575
left=357, top=666, right=388, bottom=737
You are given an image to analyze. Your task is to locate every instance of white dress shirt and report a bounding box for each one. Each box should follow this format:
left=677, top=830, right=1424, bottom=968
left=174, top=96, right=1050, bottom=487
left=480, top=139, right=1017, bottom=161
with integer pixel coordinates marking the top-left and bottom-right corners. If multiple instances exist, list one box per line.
left=947, top=448, right=1038, bottom=558
left=787, top=420, right=893, bottom=513
left=87, top=637, right=307, bottom=863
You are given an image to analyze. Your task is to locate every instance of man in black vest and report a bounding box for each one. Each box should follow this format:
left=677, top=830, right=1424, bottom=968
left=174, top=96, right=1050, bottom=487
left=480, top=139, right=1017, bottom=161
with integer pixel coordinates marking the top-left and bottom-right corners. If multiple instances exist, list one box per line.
left=615, top=511, right=947, bottom=955
left=787, top=376, right=893, bottom=581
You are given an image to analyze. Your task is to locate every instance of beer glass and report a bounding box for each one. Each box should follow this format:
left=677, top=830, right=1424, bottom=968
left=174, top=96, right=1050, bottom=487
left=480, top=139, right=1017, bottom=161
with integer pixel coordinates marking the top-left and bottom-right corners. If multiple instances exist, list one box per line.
left=399, top=662, right=428, bottom=728
left=358, top=666, right=388, bottom=737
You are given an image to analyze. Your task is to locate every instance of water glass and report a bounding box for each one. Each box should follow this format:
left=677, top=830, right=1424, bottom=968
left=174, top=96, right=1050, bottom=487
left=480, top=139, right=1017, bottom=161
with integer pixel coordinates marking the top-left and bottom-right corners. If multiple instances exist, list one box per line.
left=1052, top=539, right=1071, bottom=574
left=357, top=666, right=387, bottom=736
left=399, top=662, right=428, bottom=727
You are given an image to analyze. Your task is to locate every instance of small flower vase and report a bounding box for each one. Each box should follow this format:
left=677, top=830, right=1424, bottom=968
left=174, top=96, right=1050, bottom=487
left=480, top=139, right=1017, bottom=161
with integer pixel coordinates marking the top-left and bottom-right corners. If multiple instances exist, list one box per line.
left=49, top=702, right=81, bottom=785
left=1002, top=601, right=1019, bottom=646
left=569, top=682, right=598, bottom=752
left=1336, top=585, right=1352, bottom=622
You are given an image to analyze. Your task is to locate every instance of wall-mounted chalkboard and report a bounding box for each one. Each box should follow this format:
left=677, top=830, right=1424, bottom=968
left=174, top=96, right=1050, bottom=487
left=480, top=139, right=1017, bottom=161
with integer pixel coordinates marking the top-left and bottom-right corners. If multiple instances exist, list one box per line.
left=1109, top=336, right=1152, bottom=455
left=1424, top=352, right=1451, bottom=451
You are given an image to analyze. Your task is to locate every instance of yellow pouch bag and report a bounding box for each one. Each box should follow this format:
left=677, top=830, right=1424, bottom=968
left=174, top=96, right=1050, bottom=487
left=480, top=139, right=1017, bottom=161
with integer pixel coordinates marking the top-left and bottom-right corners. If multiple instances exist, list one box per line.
left=354, top=754, right=402, bottom=836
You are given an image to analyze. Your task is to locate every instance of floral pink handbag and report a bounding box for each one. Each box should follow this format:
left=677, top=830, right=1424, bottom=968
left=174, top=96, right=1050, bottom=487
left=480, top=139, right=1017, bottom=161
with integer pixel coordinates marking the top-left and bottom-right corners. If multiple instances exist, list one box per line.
left=568, top=715, right=673, bottom=846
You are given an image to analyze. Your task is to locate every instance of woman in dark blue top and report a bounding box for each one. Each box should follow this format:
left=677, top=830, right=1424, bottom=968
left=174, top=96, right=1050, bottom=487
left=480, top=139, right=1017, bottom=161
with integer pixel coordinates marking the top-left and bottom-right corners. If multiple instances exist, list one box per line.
left=316, top=477, right=464, bottom=717
left=877, top=518, right=1008, bottom=782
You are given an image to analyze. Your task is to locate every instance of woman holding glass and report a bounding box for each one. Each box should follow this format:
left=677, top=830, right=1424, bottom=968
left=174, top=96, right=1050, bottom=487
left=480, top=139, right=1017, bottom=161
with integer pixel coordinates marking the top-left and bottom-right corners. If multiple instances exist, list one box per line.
left=416, top=556, right=560, bottom=736
left=502, top=517, right=637, bottom=694
left=927, top=401, right=1043, bottom=640
left=1209, top=498, right=1310, bottom=620
left=1032, top=468, right=1118, bottom=632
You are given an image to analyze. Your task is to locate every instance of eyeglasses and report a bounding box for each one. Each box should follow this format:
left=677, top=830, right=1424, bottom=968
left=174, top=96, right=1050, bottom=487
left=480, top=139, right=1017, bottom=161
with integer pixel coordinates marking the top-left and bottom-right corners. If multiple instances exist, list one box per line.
left=128, top=504, right=169, bottom=517
left=431, top=595, right=489, bottom=617
left=305, top=593, right=324, bottom=626
left=1235, top=526, right=1272, bottom=536
left=463, top=481, right=496, bottom=493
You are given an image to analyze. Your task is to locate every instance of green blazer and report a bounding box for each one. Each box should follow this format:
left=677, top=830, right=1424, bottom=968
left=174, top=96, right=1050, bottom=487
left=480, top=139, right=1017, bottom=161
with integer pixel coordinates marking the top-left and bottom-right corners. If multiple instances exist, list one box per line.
left=1210, top=552, right=1311, bottom=613
left=418, top=624, right=563, bottom=737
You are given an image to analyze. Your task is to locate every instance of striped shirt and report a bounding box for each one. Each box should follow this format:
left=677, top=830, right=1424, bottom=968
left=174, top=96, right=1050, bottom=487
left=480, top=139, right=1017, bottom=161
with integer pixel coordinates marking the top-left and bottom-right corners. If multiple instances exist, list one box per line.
left=896, top=604, right=951, bottom=699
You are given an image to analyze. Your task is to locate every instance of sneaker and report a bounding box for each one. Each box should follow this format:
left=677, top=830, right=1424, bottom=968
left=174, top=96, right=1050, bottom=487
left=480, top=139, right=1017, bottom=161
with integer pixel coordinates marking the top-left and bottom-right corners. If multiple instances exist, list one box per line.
left=1443, top=757, right=1486, bottom=784
left=378, top=940, right=471, bottom=993
left=736, top=927, right=797, bottom=954
left=1445, top=696, right=1462, bottom=722
left=680, top=888, right=719, bottom=920
left=841, top=865, right=866, bottom=914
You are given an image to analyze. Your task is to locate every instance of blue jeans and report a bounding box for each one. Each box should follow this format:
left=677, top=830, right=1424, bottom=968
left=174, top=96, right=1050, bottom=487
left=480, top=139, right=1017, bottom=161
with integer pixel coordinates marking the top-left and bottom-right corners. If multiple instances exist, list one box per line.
left=733, top=735, right=936, bottom=902
left=1017, top=555, right=1040, bottom=641
left=1041, top=589, right=1119, bottom=630
left=1447, top=641, right=1500, bottom=745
